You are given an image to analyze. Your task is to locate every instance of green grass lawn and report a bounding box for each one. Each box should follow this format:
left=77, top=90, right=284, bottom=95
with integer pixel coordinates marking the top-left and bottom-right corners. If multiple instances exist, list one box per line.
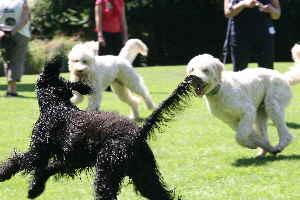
left=1, top=63, right=300, bottom=200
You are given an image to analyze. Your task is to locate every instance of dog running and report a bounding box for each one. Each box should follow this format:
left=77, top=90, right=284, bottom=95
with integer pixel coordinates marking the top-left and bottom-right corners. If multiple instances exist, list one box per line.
left=0, top=56, right=203, bottom=199
left=186, top=44, right=300, bottom=157
left=68, top=39, right=154, bottom=120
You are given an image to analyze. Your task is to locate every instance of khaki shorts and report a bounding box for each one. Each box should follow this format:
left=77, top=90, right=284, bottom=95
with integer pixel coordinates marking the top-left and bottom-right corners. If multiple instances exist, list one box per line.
left=1, top=33, right=29, bottom=82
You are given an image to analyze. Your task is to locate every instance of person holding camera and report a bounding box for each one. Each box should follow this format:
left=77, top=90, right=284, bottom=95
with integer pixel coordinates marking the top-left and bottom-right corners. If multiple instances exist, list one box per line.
left=0, top=0, right=31, bottom=97
left=223, top=0, right=281, bottom=71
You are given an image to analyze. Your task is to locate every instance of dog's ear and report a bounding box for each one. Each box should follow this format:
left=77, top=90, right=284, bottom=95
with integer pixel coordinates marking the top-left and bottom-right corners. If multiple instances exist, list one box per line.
left=212, top=58, right=224, bottom=82
left=69, top=81, right=93, bottom=95
left=42, top=54, right=65, bottom=77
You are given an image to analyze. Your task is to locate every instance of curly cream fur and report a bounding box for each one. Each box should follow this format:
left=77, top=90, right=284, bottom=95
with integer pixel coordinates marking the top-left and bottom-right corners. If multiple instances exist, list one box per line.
left=283, top=43, right=300, bottom=85
left=68, top=39, right=155, bottom=119
left=186, top=47, right=300, bottom=157
left=118, top=39, right=148, bottom=63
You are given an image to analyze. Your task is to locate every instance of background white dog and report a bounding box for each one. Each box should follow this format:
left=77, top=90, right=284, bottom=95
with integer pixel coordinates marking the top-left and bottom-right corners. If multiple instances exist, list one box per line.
left=68, top=39, right=155, bottom=120
left=118, top=38, right=148, bottom=63
left=186, top=44, right=300, bottom=157
left=81, top=38, right=148, bottom=62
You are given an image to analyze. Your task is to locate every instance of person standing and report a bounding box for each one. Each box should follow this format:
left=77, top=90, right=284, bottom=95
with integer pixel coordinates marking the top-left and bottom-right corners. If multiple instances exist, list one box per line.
left=95, top=0, right=128, bottom=56
left=0, top=0, right=31, bottom=97
left=223, top=0, right=281, bottom=71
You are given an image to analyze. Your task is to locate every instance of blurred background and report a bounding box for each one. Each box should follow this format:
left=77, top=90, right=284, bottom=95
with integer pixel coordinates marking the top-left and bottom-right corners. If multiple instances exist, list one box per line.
left=1, top=0, right=299, bottom=74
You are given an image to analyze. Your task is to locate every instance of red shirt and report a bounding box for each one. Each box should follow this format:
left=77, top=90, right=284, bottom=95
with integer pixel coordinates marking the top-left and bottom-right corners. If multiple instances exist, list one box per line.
left=95, top=0, right=124, bottom=33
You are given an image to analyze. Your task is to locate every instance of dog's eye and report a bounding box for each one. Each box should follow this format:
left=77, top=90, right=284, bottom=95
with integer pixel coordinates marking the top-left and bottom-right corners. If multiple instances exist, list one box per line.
left=202, top=69, right=209, bottom=74
left=189, top=68, right=194, bottom=73
left=82, top=60, right=88, bottom=64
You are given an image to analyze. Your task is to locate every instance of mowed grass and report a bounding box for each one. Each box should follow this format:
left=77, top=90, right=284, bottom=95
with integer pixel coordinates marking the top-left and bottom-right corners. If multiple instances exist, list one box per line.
left=1, top=63, right=300, bottom=200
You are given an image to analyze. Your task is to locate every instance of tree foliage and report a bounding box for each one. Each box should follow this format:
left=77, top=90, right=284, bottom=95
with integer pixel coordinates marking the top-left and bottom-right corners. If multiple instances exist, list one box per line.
left=31, top=0, right=300, bottom=64
left=31, top=0, right=94, bottom=37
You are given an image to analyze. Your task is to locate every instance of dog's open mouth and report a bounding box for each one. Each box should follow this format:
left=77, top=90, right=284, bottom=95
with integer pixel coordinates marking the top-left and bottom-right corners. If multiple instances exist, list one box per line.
left=75, top=72, right=87, bottom=81
left=185, top=75, right=207, bottom=96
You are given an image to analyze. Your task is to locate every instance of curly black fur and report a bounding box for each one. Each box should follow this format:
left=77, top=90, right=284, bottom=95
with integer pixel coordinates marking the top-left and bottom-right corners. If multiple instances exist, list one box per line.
left=0, top=56, right=202, bottom=200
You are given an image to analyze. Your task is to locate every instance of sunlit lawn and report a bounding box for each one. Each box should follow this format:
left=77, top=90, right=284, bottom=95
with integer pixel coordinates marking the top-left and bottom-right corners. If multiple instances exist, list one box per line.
left=1, top=62, right=300, bottom=200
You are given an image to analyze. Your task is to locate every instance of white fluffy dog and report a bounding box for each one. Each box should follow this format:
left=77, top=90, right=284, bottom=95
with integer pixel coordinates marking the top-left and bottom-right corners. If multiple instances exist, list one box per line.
left=68, top=39, right=155, bottom=119
left=186, top=44, right=300, bottom=157
left=81, top=38, right=148, bottom=61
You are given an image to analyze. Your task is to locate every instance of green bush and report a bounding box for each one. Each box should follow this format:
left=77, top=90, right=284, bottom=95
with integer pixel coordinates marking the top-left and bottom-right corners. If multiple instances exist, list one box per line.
left=25, top=36, right=78, bottom=74
left=18, top=0, right=300, bottom=65
left=30, top=0, right=94, bottom=38
left=0, top=36, right=81, bottom=77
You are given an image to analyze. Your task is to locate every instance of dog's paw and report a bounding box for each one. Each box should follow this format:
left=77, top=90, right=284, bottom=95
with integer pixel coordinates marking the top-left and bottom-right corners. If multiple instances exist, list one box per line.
left=270, top=147, right=282, bottom=156
left=0, top=168, right=13, bottom=182
left=28, top=179, right=46, bottom=199
left=255, top=148, right=267, bottom=159
left=0, top=175, right=10, bottom=182
left=272, top=135, right=293, bottom=155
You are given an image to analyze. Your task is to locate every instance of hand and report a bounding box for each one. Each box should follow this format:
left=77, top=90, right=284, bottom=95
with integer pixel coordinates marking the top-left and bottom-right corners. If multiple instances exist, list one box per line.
left=0, top=31, right=6, bottom=39
left=260, top=3, right=274, bottom=14
left=97, top=33, right=106, bottom=47
left=242, top=0, right=257, bottom=8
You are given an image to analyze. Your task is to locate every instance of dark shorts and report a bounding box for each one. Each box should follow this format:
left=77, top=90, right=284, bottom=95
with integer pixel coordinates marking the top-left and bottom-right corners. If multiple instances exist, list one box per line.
left=1, top=33, right=29, bottom=82
left=230, top=33, right=274, bottom=72
left=98, top=32, right=123, bottom=56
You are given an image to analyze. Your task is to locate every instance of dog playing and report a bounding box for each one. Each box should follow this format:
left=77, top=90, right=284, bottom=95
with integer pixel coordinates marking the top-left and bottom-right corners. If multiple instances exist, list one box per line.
left=0, top=56, right=202, bottom=199
left=80, top=38, right=148, bottom=61
left=118, top=38, right=148, bottom=63
left=186, top=44, right=300, bottom=158
left=68, top=38, right=153, bottom=120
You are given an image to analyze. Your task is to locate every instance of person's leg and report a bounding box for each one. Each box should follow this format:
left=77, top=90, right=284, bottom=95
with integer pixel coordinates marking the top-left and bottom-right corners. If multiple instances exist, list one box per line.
left=256, top=34, right=274, bottom=69
left=101, top=32, right=123, bottom=92
left=6, top=79, right=17, bottom=95
left=109, top=32, right=123, bottom=56
left=1, top=36, right=15, bottom=95
left=99, top=32, right=115, bottom=55
left=98, top=32, right=110, bottom=55
left=4, top=33, right=29, bottom=96
left=230, top=34, right=251, bottom=72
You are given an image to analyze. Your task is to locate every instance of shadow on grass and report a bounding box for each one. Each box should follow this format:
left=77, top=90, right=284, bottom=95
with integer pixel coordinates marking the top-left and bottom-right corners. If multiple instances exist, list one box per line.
left=287, top=122, right=300, bottom=129
left=268, top=121, right=300, bottom=129
left=0, top=83, right=35, bottom=92
left=0, top=83, right=36, bottom=99
left=232, top=154, right=300, bottom=167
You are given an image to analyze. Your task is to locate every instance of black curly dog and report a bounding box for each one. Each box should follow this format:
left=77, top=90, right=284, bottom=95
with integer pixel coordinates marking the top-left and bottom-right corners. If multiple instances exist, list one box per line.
left=0, top=57, right=203, bottom=200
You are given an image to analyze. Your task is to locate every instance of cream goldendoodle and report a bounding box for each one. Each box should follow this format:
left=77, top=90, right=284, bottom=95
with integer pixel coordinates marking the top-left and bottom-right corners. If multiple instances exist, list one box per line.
left=118, top=38, right=148, bottom=63
left=186, top=44, right=300, bottom=157
left=68, top=39, right=155, bottom=119
left=81, top=38, right=148, bottom=60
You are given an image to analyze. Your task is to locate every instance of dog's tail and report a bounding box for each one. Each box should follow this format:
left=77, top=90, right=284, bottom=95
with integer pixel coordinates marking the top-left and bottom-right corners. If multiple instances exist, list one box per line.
left=136, top=75, right=203, bottom=141
left=283, top=44, right=300, bottom=86
left=118, top=39, right=148, bottom=64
